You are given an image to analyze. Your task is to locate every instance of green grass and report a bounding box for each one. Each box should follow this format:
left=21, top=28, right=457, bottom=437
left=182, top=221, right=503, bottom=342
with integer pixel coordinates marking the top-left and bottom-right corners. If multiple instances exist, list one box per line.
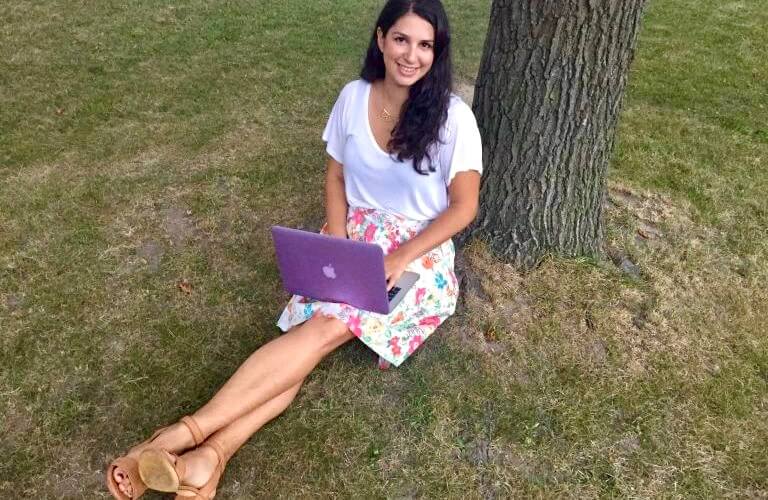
left=615, top=0, right=768, bottom=255
left=1, top=0, right=767, bottom=497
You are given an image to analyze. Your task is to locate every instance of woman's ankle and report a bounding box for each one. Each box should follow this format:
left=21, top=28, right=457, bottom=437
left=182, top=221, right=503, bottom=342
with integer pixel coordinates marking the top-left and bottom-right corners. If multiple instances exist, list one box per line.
left=152, top=421, right=199, bottom=453
left=179, top=445, right=221, bottom=488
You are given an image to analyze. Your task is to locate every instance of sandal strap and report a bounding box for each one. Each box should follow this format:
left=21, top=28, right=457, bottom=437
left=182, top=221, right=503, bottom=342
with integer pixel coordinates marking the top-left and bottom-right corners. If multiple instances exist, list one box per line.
left=176, top=485, right=210, bottom=499
left=203, top=439, right=227, bottom=467
left=180, top=415, right=205, bottom=446
left=173, top=453, right=188, bottom=480
left=174, top=441, right=227, bottom=500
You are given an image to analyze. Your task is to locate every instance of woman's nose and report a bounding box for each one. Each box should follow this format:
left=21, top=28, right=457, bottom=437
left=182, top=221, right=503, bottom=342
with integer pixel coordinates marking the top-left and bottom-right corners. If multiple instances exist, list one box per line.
left=404, top=45, right=417, bottom=62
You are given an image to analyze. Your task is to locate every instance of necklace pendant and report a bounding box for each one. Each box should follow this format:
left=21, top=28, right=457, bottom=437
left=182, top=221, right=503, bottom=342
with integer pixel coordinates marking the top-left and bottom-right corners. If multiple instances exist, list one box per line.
left=380, top=107, right=394, bottom=122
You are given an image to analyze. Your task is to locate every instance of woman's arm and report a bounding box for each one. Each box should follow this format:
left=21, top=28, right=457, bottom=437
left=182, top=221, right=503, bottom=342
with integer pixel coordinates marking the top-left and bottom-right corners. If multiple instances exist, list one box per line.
left=324, top=157, right=349, bottom=238
left=384, top=170, right=481, bottom=289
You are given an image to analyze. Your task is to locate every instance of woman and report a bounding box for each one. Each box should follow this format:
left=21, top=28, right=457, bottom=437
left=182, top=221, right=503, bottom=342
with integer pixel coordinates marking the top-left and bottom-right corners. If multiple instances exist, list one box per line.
left=107, top=0, right=482, bottom=497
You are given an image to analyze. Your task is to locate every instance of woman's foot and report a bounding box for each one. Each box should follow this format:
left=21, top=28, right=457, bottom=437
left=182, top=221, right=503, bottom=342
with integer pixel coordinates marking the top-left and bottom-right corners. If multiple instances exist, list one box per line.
left=138, top=440, right=228, bottom=498
left=111, top=421, right=199, bottom=498
left=167, top=445, right=221, bottom=492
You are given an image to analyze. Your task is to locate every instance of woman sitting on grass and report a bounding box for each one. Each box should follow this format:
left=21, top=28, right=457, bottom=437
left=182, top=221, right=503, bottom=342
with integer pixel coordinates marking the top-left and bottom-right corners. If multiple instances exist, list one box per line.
left=106, top=0, right=482, bottom=497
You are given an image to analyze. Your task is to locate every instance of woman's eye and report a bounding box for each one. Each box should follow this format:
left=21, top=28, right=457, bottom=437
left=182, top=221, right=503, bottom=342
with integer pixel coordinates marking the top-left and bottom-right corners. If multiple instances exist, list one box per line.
left=421, top=43, right=433, bottom=49
left=394, top=36, right=406, bottom=43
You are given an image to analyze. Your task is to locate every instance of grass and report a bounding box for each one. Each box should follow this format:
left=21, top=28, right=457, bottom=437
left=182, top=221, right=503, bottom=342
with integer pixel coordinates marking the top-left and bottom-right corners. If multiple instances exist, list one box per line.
left=1, top=0, right=766, bottom=497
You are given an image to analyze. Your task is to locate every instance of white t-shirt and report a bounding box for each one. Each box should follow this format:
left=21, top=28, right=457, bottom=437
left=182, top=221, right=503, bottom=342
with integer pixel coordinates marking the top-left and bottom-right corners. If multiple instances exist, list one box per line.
left=322, top=79, right=483, bottom=221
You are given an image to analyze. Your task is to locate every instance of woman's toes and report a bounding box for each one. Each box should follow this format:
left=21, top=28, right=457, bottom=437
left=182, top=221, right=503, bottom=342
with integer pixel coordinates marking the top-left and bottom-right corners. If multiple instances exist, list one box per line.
left=118, top=481, right=133, bottom=497
left=113, top=467, right=134, bottom=497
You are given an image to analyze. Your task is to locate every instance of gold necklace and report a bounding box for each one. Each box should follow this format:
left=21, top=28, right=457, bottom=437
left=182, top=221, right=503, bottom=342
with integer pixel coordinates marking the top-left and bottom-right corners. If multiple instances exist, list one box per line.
left=377, top=86, right=399, bottom=122
left=379, top=106, right=396, bottom=122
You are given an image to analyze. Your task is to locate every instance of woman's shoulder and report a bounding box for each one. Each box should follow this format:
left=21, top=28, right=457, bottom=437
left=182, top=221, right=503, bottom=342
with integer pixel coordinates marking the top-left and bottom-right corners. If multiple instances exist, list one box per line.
left=440, top=93, right=479, bottom=140
left=337, top=79, right=370, bottom=102
left=446, top=93, right=475, bottom=121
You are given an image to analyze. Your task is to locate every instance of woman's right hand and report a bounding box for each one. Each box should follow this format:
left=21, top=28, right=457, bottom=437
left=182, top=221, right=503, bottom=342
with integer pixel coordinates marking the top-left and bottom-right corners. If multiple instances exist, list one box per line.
left=325, top=224, right=348, bottom=239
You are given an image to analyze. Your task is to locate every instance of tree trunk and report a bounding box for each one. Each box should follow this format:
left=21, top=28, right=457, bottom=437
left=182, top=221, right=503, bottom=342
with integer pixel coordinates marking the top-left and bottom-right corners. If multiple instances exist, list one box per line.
left=463, top=0, right=648, bottom=268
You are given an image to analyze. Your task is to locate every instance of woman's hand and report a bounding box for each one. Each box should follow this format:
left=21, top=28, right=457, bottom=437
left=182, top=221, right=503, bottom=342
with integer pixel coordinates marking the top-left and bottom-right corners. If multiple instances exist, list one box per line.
left=384, top=250, right=409, bottom=291
left=325, top=224, right=347, bottom=239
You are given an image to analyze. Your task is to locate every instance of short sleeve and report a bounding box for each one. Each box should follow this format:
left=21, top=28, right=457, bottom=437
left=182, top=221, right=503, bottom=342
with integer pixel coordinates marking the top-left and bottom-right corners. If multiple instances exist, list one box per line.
left=322, top=83, right=352, bottom=164
left=441, top=99, right=483, bottom=185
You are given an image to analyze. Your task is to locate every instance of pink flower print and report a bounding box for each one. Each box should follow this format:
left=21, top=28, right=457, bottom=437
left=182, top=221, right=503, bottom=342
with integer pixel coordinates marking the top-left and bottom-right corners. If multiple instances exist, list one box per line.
left=387, top=236, right=400, bottom=253
left=414, top=287, right=426, bottom=305
left=408, top=335, right=423, bottom=354
left=419, top=315, right=441, bottom=328
left=353, top=209, right=364, bottom=225
left=347, top=315, right=362, bottom=337
left=364, top=223, right=377, bottom=242
left=389, top=336, right=402, bottom=356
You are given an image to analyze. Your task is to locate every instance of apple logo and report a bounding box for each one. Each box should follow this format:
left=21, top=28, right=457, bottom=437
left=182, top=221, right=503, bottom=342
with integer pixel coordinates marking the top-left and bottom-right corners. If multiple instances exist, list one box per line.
left=322, top=264, right=336, bottom=279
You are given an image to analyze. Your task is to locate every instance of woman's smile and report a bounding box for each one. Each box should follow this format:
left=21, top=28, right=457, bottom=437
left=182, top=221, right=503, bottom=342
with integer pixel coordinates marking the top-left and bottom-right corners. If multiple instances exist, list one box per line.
left=397, top=63, right=419, bottom=76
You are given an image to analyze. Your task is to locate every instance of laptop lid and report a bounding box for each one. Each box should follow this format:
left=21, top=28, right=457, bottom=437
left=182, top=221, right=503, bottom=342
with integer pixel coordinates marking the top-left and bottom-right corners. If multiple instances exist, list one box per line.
left=271, top=226, right=391, bottom=313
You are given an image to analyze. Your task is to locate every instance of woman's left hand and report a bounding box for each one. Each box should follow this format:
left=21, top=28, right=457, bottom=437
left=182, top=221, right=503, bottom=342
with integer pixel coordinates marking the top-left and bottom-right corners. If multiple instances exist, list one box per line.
left=383, top=251, right=410, bottom=291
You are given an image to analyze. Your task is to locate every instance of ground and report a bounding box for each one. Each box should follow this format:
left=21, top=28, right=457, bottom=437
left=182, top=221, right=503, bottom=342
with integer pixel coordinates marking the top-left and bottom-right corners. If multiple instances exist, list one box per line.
left=1, top=0, right=766, bottom=497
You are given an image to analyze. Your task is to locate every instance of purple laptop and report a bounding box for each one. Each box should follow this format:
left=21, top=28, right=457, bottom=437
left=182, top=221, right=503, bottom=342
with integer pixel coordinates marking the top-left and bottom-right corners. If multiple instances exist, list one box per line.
left=271, top=226, right=419, bottom=314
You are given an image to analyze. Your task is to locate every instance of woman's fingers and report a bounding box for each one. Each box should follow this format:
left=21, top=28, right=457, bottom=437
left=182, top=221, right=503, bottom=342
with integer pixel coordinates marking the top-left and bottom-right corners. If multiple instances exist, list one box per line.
left=384, top=252, right=408, bottom=290
left=386, top=270, right=404, bottom=291
left=312, top=309, right=337, bottom=320
left=385, top=271, right=395, bottom=291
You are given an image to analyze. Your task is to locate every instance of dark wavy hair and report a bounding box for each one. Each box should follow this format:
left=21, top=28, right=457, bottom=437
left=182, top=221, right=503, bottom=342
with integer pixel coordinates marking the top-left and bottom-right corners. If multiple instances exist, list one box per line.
left=360, top=0, right=453, bottom=175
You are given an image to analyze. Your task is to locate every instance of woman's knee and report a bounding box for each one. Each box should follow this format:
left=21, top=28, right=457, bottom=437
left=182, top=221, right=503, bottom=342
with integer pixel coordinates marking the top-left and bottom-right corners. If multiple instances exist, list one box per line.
left=302, top=314, right=354, bottom=353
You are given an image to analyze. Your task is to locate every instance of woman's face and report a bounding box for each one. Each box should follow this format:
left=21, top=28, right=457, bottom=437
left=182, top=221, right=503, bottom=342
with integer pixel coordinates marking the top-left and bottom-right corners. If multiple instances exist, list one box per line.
left=377, top=12, right=435, bottom=88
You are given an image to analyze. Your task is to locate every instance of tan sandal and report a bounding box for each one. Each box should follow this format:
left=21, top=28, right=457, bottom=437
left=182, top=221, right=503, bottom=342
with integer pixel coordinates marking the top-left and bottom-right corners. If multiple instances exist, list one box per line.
left=105, top=416, right=205, bottom=499
left=139, top=439, right=228, bottom=499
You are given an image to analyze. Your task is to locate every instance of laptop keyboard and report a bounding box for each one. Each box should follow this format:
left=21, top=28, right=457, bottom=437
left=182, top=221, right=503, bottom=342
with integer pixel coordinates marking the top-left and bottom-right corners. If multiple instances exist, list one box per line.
left=387, top=286, right=401, bottom=301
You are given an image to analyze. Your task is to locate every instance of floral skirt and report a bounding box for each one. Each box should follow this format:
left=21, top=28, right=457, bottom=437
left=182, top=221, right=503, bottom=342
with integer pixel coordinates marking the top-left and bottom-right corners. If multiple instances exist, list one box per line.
left=276, top=206, right=458, bottom=367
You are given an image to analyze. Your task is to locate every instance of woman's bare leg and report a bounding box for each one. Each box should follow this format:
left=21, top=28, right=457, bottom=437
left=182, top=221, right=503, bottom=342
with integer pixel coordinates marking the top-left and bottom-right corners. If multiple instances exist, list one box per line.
left=112, top=314, right=353, bottom=497
left=163, top=314, right=354, bottom=490
left=163, top=378, right=306, bottom=491
left=111, top=379, right=305, bottom=498
left=189, top=313, right=354, bottom=437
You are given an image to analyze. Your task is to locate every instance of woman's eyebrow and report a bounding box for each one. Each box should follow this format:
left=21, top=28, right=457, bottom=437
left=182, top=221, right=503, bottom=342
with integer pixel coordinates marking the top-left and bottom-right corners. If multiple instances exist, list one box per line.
left=391, top=31, right=434, bottom=43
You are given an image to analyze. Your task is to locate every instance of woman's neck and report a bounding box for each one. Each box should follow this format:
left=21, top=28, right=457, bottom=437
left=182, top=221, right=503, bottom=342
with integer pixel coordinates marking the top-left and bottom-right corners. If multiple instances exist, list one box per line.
left=379, top=78, right=409, bottom=110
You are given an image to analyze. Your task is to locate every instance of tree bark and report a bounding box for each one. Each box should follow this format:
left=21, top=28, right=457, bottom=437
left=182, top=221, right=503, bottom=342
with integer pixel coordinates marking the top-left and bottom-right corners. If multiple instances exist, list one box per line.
left=463, top=0, right=647, bottom=268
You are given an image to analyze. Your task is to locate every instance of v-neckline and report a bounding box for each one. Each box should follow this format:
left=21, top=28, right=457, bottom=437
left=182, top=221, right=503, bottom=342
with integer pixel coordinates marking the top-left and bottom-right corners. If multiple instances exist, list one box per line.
left=365, top=82, right=393, bottom=157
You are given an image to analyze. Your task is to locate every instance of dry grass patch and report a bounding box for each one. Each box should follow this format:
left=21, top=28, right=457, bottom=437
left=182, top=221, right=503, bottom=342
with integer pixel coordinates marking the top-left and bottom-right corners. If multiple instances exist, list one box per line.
left=2, top=0, right=766, bottom=496
left=445, top=181, right=767, bottom=496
